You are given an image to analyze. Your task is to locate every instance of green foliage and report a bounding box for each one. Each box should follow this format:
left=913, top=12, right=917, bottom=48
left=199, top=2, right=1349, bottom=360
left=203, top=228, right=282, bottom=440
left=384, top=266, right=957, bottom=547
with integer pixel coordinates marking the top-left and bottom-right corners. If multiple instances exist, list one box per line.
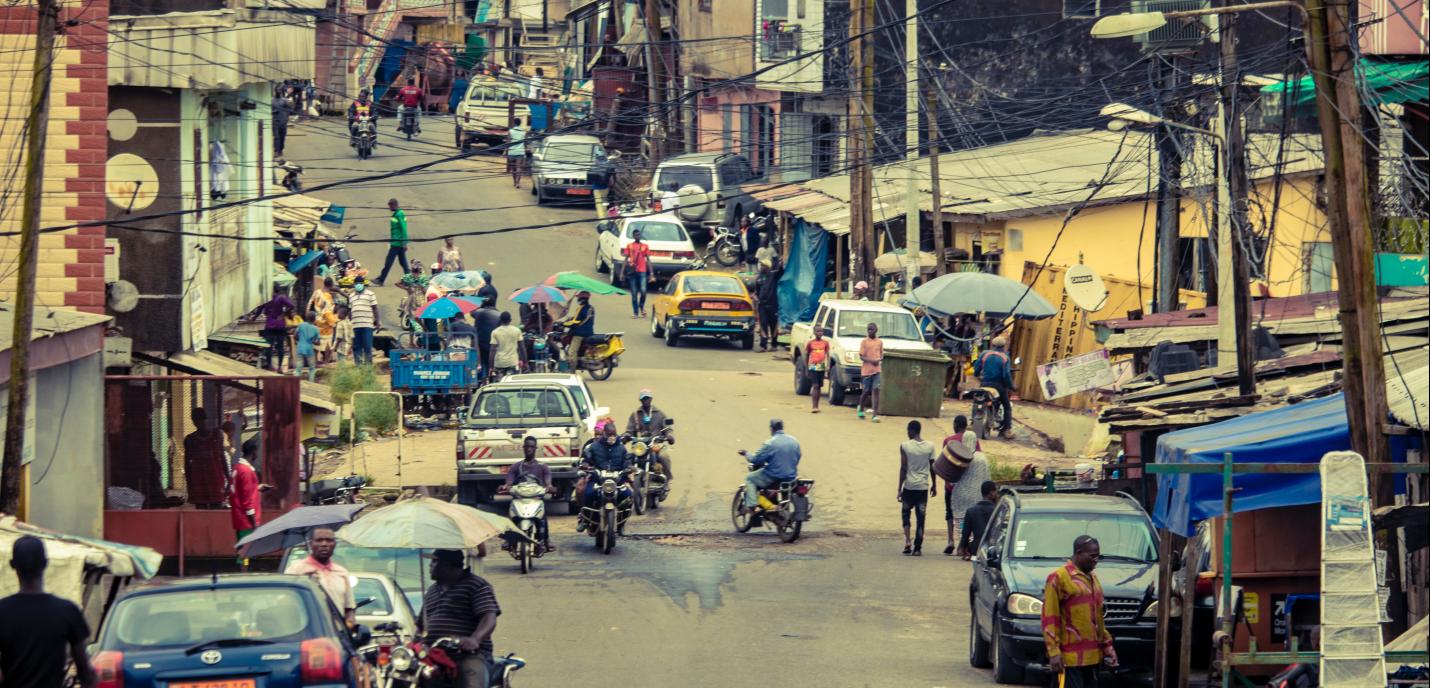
left=327, top=364, right=396, bottom=436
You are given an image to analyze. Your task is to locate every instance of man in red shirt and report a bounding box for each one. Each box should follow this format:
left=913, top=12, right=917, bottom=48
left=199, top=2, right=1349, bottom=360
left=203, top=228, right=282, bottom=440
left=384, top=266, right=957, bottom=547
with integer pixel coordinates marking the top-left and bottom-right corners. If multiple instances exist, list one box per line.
left=396, top=77, right=424, bottom=134
left=231, top=438, right=271, bottom=565
left=622, top=228, right=652, bottom=318
left=804, top=327, right=830, bottom=413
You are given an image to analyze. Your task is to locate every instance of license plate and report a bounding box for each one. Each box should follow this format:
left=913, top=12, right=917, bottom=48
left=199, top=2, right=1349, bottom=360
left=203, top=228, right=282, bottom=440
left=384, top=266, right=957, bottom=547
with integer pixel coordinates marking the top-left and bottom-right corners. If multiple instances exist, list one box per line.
left=704, top=320, right=735, bottom=327
left=701, top=302, right=731, bottom=310
left=566, top=188, right=592, bottom=195
left=649, top=250, right=672, bottom=258
left=170, top=680, right=256, bottom=688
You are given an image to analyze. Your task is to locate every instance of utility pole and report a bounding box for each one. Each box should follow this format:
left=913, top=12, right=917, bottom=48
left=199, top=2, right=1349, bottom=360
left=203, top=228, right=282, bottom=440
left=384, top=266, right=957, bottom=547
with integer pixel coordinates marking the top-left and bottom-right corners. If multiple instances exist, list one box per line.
left=902, top=0, right=920, bottom=290
left=1, top=0, right=59, bottom=517
left=644, top=0, right=666, bottom=165
left=1216, top=8, right=1256, bottom=396
left=856, top=0, right=876, bottom=284
left=1153, top=59, right=1183, bottom=312
left=927, top=83, right=944, bottom=276
left=848, top=0, right=873, bottom=287
left=1304, top=0, right=1390, bottom=477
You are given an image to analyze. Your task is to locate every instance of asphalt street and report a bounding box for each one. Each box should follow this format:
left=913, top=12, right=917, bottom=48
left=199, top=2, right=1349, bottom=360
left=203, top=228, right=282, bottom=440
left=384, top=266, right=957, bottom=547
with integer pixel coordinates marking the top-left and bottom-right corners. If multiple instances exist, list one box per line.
left=289, top=117, right=1006, bottom=688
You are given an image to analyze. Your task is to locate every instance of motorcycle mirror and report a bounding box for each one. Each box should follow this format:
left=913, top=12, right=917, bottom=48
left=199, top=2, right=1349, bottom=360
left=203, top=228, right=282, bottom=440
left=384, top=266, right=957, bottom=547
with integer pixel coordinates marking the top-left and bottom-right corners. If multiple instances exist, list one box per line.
left=350, top=624, right=372, bottom=647
left=664, top=418, right=675, bottom=426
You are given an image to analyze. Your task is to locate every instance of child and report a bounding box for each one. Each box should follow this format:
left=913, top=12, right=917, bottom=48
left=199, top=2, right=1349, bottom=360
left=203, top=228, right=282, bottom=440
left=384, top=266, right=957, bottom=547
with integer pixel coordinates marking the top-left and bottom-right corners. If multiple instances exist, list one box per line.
left=333, top=306, right=354, bottom=362
left=295, top=311, right=321, bottom=382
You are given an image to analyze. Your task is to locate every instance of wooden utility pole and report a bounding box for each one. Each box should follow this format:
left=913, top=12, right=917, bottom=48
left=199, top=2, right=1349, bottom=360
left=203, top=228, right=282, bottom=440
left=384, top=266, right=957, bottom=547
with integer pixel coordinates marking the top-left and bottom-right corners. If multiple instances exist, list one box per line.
left=848, top=0, right=865, bottom=289
left=1219, top=10, right=1256, bottom=396
left=1304, top=0, right=1390, bottom=478
left=1, top=0, right=60, bottom=517
left=644, top=0, right=666, bottom=165
left=1153, top=59, right=1183, bottom=312
left=855, top=0, right=876, bottom=284
left=927, top=85, right=944, bottom=276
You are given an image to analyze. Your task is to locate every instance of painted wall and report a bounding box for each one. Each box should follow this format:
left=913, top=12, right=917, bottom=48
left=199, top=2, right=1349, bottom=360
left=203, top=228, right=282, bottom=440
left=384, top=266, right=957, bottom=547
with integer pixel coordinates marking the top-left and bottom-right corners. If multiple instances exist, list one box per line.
left=25, top=352, right=105, bottom=538
left=0, top=1, right=110, bottom=315
left=676, top=0, right=754, bottom=80
left=754, top=0, right=824, bottom=94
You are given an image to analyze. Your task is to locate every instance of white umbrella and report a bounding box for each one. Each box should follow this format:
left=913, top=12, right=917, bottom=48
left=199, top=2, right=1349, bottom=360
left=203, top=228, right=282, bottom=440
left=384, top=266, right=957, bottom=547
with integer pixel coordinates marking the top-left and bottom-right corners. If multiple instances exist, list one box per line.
left=874, top=249, right=938, bottom=275
left=428, top=271, right=487, bottom=294
left=337, top=497, right=517, bottom=550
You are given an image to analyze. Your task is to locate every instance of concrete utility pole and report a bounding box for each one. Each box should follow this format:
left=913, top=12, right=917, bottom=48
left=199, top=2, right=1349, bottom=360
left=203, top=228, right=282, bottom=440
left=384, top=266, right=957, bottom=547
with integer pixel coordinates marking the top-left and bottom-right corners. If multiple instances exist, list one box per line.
left=1153, top=59, right=1183, bottom=313
left=927, top=84, right=944, bottom=276
left=1304, top=0, right=1390, bottom=477
left=902, top=0, right=920, bottom=289
left=1, top=0, right=59, bottom=517
left=644, top=0, right=666, bottom=165
left=1215, top=8, right=1256, bottom=396
left=848, top=0, right=876, bottom=287
left=857, top=0, right=876, bottom=284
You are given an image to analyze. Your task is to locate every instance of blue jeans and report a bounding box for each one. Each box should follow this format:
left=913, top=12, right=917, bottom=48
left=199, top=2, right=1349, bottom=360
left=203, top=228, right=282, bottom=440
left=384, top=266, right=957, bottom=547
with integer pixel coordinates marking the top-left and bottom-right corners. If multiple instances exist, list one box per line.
left=352, top=327, right=374, bottom=365
left=743, top=467, right=782, bottom=508
left=297, top=352, right=317, bottom=381
left=628, top=270, right=648, bottom=314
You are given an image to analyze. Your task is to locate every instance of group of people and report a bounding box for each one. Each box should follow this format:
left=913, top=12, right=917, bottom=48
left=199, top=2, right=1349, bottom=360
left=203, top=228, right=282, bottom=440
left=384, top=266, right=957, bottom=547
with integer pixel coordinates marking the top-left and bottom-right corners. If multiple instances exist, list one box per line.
left=271, top=81, right=316, bottom=157
left=251, top=277, right=370, bottom=378
left=795, top=321, right=885, bottom=420
left=892, top=414, right=995, bottom=556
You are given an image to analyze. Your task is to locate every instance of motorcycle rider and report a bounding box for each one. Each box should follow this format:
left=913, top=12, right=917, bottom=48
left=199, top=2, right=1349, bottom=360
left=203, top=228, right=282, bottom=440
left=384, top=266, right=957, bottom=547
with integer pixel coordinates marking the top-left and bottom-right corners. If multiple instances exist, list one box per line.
left=395, top=77, right=423, bottom=133
left=625, top=389, right=674, bottom=482
left=737, top=418, right=801, bottom=515
left=503, top=436, right=554, bottom=552
left=557, top=290, right=594, bottom=372
left=347, top=89, right=377, bottom=146
left=578, top=423, right=633, bottom=533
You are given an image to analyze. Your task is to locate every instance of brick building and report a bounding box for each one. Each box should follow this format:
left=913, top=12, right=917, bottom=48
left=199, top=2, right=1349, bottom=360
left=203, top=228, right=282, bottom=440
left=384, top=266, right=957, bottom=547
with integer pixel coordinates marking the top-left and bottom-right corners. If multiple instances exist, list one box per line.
left=0, top=0, right=110, bottom=315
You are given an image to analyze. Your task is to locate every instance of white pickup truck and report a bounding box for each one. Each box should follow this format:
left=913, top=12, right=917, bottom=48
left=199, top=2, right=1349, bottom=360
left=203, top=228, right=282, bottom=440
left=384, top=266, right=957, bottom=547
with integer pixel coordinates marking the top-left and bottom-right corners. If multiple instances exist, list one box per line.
left=788, top=299, right=934, bottom=405
left=456, top=376, right=606, bottom=513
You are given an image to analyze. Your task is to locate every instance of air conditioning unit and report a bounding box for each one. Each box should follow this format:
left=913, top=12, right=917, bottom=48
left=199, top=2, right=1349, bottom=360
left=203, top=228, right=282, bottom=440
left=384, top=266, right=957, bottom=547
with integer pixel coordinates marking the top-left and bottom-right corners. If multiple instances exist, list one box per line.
left=1133, top=0, right=1215, bottom=53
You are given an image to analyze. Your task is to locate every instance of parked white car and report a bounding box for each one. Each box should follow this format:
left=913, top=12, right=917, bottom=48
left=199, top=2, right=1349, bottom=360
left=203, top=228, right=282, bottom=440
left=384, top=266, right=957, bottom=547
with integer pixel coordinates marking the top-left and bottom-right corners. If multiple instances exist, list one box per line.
left=594, top=212, right=701, bottom=284
left=454, top=78, right=522, bottom=150
left=351, top=572, right=418, bottom=644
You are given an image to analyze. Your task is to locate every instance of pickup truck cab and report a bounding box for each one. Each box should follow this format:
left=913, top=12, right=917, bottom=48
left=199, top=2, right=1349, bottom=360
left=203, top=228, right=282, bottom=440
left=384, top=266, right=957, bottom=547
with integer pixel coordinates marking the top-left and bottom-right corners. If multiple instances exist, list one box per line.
left=501, top=372, right=609, bottom=435
left=456, top=379, right=593, bottom=512
left=788, top=299, right=932, bottom=405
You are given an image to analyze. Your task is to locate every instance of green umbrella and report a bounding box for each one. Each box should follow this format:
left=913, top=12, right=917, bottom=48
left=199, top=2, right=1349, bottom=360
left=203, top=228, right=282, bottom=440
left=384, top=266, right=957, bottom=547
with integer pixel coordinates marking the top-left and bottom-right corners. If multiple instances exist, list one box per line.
left=543, top=271, right=627, bottom=295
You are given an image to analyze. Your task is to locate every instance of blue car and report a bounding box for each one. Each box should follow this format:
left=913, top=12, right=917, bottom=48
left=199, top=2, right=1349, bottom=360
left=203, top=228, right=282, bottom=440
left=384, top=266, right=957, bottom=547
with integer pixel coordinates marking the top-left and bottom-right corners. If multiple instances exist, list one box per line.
left=91, top=574, right=369, bottom=688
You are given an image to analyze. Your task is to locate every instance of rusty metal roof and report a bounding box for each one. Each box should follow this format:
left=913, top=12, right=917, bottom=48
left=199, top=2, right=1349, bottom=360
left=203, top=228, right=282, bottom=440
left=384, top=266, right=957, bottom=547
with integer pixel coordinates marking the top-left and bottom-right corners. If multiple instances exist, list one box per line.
left=109, top=9, right=315, bottom=89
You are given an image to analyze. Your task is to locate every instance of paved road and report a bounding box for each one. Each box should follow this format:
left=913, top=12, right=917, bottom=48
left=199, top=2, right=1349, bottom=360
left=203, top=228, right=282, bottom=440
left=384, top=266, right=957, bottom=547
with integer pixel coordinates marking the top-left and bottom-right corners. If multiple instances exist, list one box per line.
left=289, top=119, right=1003, bottom=688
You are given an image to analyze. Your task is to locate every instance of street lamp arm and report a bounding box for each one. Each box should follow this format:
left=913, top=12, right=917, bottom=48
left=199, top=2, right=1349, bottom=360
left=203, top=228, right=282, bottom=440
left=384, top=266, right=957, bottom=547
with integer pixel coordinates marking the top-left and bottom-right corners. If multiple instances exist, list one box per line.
left=1090, top=1, right=1308, bottom=38
left=1160, top=119, right=1222, bottom=141
left=1163, top=0, right=1307, bottom=20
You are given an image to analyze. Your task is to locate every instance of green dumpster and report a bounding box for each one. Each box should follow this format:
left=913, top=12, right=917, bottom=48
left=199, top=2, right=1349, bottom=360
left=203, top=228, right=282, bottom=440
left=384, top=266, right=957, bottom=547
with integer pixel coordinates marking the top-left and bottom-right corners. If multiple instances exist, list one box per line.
left=878, top=349, right=953, bottom=418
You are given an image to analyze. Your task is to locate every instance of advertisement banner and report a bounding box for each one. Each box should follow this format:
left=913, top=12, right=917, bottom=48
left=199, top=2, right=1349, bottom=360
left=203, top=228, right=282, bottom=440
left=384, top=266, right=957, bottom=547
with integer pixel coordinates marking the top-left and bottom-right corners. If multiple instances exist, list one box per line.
left=1035, top=348, right=1116, bottom=400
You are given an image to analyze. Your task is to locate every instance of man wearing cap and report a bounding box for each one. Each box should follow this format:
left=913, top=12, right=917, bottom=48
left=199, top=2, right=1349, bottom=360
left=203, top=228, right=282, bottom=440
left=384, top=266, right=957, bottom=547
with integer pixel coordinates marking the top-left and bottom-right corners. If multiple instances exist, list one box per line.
left=284, top=527, right=356, bottom=627
left=558, top=290, right=595, bottom=371
left=0, top=535, right=96, bottom=688
left=853, top=280, right=871, bottom=301
left=973, top=336, right=1015, bottom=438
left=737, top=419, right=801, bottom=515
left=420, top=549, right=501, bottom=688
left=625, top=389, right=674, bottom=482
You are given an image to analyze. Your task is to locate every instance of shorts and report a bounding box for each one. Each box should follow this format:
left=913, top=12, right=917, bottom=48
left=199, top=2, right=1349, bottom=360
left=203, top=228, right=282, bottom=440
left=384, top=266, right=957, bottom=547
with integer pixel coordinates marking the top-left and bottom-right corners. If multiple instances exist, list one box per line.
left=862, top=372, right=881, bottom=392
left=806, top=367, right=826, bottom=387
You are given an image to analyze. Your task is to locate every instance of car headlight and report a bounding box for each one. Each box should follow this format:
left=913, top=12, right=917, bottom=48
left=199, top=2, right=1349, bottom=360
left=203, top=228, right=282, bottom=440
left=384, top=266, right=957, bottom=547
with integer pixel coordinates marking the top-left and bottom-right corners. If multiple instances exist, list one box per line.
left=1006, top=593, right=1044, bottom=618
left=1141, top=600, right=1159, bottom=618
left=841, top=351, right=861, bottom=366
left=390, top=646, right=416, bottom=672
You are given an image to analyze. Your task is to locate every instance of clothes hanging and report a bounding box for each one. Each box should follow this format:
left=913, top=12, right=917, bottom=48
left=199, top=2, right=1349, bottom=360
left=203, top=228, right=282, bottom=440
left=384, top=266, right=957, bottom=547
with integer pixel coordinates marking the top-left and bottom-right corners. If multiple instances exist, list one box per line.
left=210, top=139, right=231, bottom=199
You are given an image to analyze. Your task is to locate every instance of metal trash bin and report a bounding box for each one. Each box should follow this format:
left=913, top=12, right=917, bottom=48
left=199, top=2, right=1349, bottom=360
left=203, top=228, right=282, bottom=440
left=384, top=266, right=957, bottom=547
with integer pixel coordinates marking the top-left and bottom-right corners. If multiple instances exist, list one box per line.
left=878, top=349, right=953, bottom=418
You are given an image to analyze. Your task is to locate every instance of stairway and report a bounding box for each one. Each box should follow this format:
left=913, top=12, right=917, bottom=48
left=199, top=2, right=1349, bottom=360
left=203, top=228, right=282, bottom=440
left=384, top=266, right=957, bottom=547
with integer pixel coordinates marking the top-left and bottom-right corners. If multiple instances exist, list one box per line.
left=351, top=0, right=403, bottom=92
left=1318, top=451, right=1387, bottom=687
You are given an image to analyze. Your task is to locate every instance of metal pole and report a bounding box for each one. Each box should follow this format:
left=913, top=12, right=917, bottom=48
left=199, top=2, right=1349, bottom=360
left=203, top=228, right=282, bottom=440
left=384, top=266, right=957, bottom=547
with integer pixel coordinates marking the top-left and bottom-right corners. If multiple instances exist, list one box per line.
left=903, top=0, right=920, bottom=290
left=927, top=84, right=944, bottom=276
left=1, top=0, right=59, bottom=516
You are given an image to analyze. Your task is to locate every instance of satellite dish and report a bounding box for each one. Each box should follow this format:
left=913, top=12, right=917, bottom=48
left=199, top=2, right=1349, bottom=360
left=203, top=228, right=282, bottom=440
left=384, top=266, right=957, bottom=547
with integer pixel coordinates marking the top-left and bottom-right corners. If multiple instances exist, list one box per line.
left=1064, top=264, right=1109, bottom=312
left=107, top=280, right=139, bottom=313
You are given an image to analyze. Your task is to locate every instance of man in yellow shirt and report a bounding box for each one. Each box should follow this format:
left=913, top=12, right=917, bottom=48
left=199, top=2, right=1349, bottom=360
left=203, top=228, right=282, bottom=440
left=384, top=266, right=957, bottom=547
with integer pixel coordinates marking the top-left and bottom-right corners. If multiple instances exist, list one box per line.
left=1041, top=535, right=1117, bottom=687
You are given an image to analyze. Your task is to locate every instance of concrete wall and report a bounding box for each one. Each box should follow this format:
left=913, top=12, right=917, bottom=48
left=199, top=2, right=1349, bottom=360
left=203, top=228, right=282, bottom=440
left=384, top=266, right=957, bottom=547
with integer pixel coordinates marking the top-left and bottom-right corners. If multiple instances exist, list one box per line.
left=676, top=0, right=753, bottom=80
left=753, top=0, right=823, bottom=94
left=25, top=353, right=105, bottom=538
left=0, top=1, right=110, bottom=315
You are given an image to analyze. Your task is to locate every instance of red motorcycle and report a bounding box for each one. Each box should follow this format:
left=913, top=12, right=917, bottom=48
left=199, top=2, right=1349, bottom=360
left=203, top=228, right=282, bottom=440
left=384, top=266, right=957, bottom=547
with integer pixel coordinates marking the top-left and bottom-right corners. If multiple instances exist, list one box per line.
left=363, top=630, right=526, bottom=688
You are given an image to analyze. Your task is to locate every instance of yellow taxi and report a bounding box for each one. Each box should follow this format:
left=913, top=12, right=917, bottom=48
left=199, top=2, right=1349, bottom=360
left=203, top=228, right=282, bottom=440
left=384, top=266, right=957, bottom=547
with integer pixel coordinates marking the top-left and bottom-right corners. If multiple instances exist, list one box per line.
left=649, top=270, right=757, bottom=349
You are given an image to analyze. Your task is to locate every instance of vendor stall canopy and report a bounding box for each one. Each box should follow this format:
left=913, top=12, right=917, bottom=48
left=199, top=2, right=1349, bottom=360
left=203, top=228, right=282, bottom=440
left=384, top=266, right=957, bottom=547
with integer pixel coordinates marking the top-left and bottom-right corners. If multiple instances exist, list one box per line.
left=1152, top=392, right=1418, bottom=537
left=0, top=516, right=162, bottom=603
left=1261, top=59, right=1428, bottom=116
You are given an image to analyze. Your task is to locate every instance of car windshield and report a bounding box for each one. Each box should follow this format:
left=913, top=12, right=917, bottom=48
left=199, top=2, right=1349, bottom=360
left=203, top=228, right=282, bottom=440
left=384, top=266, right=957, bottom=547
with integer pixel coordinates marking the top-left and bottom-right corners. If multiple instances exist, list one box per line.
left=285, top=546, right=424, bottom=607
left=469, top=387, right=575, bottom=425
left=1010, top=513, right=1158, bottom=561
left=107, top=588, right=309, bottom=649
left=654, top=166, right=713, bottom=192
left=835, top=310, right=925, bottom=340
left=626, top=221, right=687, bottom=242
left=683, top=275, right=743, bottom=294
left=466, top=84, right=517, bottom=102
left=543, top=142, right=600, bottom=162
left=351, top=577, right=393, bottom=615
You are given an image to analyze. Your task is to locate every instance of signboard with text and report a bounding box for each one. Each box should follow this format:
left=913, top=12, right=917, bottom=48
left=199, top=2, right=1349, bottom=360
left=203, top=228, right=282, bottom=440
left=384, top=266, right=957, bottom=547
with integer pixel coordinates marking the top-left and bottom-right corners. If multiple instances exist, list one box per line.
left=1035, top=349, right=1116, bottom=400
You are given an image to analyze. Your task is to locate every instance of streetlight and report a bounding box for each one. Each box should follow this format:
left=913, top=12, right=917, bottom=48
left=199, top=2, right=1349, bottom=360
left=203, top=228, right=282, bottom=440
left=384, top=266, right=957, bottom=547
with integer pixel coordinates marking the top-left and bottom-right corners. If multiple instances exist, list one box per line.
left=1089, top=0, right=1304, bottom=38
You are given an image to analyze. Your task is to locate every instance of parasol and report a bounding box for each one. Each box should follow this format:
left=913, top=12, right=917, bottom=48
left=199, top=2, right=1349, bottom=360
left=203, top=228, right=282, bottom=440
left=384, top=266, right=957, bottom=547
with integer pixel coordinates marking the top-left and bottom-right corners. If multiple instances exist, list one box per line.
left=235, top=503, right=368, bottom=557
left=901, top=271, right=1057, bottom=319
left=507, top=285, right=567, bottom=304
left=417, top=295, right=483, bottom=319
left=543, top=271, right=627, bottom=295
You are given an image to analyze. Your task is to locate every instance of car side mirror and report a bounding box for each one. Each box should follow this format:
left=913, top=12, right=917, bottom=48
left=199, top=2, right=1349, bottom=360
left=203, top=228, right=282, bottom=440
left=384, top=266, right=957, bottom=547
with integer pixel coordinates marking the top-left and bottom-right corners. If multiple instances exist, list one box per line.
left=984, top=549, right=1001, bottom=566
left=351, top=624, right=372, bottom=647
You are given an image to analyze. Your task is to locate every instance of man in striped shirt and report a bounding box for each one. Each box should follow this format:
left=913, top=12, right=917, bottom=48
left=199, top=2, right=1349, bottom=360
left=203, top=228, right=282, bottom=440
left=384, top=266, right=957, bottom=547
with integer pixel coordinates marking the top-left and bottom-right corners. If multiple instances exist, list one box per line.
left=1041, top=535, right=1117, bottom=687
left=421, top=549, right=501, bottom=688
left=348, top=276, right=379, bottom=365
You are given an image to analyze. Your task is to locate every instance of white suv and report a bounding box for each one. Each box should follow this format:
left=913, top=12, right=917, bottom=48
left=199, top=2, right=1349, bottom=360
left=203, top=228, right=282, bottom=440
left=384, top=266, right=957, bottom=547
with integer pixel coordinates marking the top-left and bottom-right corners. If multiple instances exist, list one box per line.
left=649, top=153, right=760, bottom=234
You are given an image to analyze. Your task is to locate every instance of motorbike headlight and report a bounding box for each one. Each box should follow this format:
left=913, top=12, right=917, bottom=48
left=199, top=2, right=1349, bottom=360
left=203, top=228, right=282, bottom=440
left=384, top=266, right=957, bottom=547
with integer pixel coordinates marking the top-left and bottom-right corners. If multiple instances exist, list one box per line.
left=1006, top=593, right=1044, bottom=618
left=1141, top=600, right=1159, bottom=618
left=390, top=646, right=416, bottom=672
left=631, top=442, right=648, bottom=457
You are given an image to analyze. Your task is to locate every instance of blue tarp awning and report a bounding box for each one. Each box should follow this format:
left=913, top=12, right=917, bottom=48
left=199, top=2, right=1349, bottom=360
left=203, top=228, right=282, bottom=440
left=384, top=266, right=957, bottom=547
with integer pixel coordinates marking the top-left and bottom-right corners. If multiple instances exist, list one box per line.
left=1152, top=392, right=1411, bottom=537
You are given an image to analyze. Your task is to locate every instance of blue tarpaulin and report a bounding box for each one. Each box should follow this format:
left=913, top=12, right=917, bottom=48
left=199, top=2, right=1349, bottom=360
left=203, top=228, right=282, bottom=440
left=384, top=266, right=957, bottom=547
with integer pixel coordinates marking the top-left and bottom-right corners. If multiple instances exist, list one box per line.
left=777, top=219, right=828, bottom=325
left=1153, top=392, right=1412, bottom=537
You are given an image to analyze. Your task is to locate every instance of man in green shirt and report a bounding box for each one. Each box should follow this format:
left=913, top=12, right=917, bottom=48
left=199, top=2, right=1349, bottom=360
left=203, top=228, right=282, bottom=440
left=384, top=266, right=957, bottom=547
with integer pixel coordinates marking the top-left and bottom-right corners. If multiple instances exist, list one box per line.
left=375, top=197, right=411, bottom=286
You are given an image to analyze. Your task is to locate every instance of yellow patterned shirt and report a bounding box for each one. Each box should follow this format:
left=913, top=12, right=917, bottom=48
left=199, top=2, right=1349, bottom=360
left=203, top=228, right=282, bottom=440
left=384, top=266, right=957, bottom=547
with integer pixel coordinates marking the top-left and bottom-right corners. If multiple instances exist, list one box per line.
left=1041, top=561, right=1114, bottom=667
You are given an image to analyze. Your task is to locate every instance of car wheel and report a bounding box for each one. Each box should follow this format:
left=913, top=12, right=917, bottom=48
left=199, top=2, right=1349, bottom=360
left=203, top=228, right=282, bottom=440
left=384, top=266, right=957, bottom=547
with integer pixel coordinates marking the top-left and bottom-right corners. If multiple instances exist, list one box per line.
left=595, top=247, right=608, bottom=273
left=828, top=372, right=847, bottom=406
left=650, top=312, right=665, bottom=338
left=969, top=599, right=992, bottom=668
left=664, top=325, right=680, bottom=347
left=990, top=611, right=1025, bottom=684
left=793, top=355, right=811, bottom=395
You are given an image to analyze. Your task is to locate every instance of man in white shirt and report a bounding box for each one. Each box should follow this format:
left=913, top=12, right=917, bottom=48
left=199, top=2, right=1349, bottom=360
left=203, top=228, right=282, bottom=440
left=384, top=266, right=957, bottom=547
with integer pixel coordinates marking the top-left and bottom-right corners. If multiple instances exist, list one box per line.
left=527, top=67, right=546, bottom=99
left=489, top=311, right=524, bottom=380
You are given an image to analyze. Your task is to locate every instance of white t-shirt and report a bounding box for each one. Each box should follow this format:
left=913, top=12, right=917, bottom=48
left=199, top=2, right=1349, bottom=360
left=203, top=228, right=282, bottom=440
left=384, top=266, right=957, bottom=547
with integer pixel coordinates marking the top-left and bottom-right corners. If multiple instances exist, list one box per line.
left=900, top=439, right=936, bottom=492
left=491, top=324, right=523, bottom=368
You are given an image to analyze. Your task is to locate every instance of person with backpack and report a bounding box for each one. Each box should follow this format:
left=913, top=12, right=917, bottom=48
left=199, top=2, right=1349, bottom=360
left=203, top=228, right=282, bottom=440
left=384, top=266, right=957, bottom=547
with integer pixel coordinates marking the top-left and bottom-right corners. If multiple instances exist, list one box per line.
left=973, top=335, right=1015, bottom=438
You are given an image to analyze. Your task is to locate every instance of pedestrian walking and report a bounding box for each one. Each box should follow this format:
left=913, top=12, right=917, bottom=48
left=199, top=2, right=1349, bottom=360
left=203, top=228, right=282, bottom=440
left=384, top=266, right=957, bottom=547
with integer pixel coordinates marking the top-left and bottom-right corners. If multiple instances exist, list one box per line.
left=348, top=277, right=379, bottom=365
left=0, top=536, right=96, bottom=688
left=295, top=311, right=321, bottom=381
left=489, top=311, right=524, bottom=379
left=1042, top=535, right=1118, bottom=687
left=623, top=228, right=651, bottom=317
left=973, top=335, right=1016, bottom=438
left=856, top=322, right=883, bottom=421
left=252, top=286, right=295, bottom=372
left=804, top=327, right=830, bottom=413
left=284, top=527, right=356, bottom=627
left=507, top=118, right=528, bottom=188
left=272, top=88, right=292, bottom=156
left=755, top=252, right=783, bottom=351
left=231, top=438, right=272, bottom=566
left=375, top=198, right=411, bottom=286
left=308, top=279, right=338, bottom=364
left=421, top=549, right=502, bottom=688
left=942, top=416, right=990, bottom=555
left=436, top=237, right=464, bottom=273
left=957, top=480, right=1000, bottom=559
left=897, top=420, right=937, bottom=556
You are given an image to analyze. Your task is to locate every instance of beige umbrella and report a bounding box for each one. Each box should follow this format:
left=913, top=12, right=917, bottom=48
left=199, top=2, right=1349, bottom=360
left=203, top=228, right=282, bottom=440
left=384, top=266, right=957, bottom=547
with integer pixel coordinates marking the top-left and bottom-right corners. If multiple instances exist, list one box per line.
left=337, top=497, right=524, bottom=550
left=874, top=250, right=939, bottom=275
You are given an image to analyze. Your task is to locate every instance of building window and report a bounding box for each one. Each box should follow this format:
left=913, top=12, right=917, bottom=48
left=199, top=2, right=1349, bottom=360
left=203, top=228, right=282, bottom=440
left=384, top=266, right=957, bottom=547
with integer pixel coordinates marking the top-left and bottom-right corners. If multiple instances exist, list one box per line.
left=1304, top=242, right=1334, bottom=293
left=763, top=0, right=789, bottom=17
left=761, top=20, right=801, bottom=60
left=1064, top=0, right=1100, bottom=18
left=699, top=0, right=712, bottom=10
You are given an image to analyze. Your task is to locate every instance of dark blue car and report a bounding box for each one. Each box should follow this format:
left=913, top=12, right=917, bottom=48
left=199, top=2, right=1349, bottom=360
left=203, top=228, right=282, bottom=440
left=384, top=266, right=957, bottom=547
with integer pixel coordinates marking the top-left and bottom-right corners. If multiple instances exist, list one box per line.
left=91, top=574, right=368, bottom=688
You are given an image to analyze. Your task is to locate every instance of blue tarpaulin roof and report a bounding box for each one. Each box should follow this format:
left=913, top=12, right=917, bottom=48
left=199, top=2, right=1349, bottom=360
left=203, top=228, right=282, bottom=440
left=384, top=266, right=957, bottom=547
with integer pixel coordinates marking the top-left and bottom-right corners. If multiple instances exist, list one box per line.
left=1152, top=392, right=1411, bottom=537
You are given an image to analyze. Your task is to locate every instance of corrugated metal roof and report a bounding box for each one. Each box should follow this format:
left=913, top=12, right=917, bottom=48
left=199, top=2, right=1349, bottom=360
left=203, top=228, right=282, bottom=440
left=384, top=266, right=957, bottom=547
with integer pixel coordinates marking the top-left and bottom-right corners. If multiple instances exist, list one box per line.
left=109, top=9, right=315, bottom=89
left=0, top=304, right=109, bottom=353
left=1385, top=346, right=1428, bottom=430
left=273, top=194, right=332, bottom=235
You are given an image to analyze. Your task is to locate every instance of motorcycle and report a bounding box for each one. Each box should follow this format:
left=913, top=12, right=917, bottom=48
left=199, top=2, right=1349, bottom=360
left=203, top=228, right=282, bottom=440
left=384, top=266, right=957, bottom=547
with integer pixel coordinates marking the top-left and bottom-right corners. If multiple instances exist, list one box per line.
left=307, top=474, right=366, bottom=505
left=578, top=468, right=633, bottom=554
left=323, top=231, right=367, bottom=288
left=705, top=223, right=741, bottom=268
left=731, top=459, right=814, bottom=543
left=274, top=158, right=303, bottom=192
left=399, top=106, right=420, bottom=140
left=363, top=633, right=526, bottom=688
left=626, top=420, right=674, bottom=514
left=524, top=331, right=557, bottom=372
left=353, top=115, right=377, bottom=159
left=503, top=478, right=547, bottom=574
left=553, top=324, right=624, bottom=380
